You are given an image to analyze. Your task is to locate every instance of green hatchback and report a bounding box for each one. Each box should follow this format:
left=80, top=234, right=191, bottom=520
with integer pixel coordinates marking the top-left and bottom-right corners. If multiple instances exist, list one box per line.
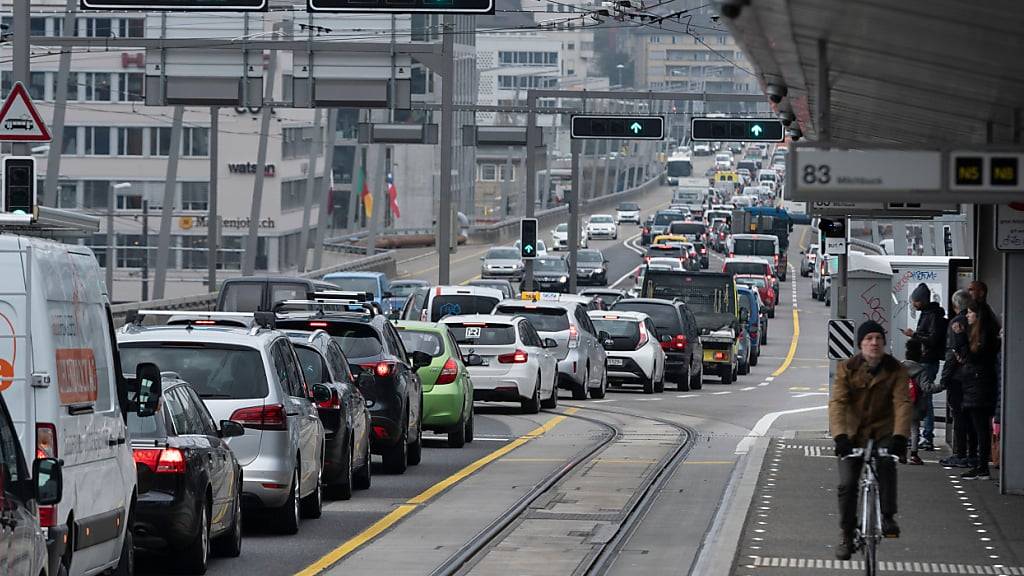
left=395, top=321, right=475, bottom=448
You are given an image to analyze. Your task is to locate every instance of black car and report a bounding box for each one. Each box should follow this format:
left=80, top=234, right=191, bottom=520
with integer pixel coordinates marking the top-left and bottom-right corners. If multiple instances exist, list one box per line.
left=287, top=330, right=373, bottom=499
left=692, top=241, right=710, bottom=269
left=640, top=215, right=656, bottom=245
left=216, top=276, right=338, bottom=312
left=276, top=307, right=426, bottom=475
left=610, top=298, right=704, bottom=391
left=575, top=249, right=608, bottom=286
left=129, top=376, right=244, bottom=573
left=532, top=256, right=571, bottom=293
left=646, top=210, right=685, bottom=246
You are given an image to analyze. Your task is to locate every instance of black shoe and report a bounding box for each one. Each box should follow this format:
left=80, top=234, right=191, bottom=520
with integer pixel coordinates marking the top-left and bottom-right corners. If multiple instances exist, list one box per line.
left=963, top=467, right=991, bottom=480
left=881, top=515, right=900, bottom=538
left=836, top=532, right=854, bottom=560
left=918, top=440, right=935, bottom=451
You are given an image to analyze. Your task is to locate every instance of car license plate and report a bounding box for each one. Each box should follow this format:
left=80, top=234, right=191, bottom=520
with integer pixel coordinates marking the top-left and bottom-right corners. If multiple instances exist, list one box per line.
left=607, top=358, right=624, bottom=366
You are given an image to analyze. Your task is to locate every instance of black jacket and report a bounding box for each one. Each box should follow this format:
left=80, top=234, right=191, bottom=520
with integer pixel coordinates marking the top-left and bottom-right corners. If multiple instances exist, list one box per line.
left=955, top=325, right=1000, bottom=409
left=941, top=311, right=968, bottom=406
left=912, top=302, right=947, bottom=363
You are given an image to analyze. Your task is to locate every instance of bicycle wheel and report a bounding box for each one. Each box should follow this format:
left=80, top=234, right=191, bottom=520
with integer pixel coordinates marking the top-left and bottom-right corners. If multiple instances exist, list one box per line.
left=863, top=486, right=878, bottom=576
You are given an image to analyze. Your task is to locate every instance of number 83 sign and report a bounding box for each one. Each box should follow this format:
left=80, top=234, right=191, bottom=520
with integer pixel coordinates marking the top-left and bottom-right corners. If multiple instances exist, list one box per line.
left=789, top=149, right=942, bottom=200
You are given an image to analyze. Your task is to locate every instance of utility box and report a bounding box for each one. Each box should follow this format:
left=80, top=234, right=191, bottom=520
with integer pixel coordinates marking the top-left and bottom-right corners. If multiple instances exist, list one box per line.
left=886, top=256, right=973, bottom=359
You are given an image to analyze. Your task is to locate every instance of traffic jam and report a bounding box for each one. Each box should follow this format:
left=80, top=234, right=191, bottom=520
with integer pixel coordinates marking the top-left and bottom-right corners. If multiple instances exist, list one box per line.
left=0, top=142, right=795, bottom=576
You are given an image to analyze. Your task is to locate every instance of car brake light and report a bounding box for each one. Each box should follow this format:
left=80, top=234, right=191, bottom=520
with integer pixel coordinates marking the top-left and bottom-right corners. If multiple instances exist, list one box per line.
left=360, top=362, right=394, bottom=377
left=729, top=252, right=734, bottom=258
left=498, top=349, right=529, bottom=364
left=373, top=425, right=389, bottom=439
left=700, top=248, right=707, bottom=254
left=636, top=322, right=649, bottom=349
left=194, top=319, right=216, bottom=325
left=133, top=447, right=187, bottom=474
left=568, top=325, right=579, bottom=349
left=673, top=334, right=688, bottom=349
left=230, top=404, right=288, bottom=431
left=36, top=422, right=57, bottom=460
left=774, top=254, right=779, bottom=266
left=39, top=505, right=57, bottom=528
left=437, top=358, right=459, bottom=384
left=714, top=351, right=727, bottom=361
left=309, top=321, right=328, bottom=328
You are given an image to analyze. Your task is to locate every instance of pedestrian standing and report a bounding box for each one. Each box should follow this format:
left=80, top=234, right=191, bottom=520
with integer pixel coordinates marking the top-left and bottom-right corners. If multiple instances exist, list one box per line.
left=940, top=289, right=975, bottom=468
left=901, top=283, right=946, bottom=451
left=954, top=302, right=1001, bottom=479
left=902, top=339, right=938, bottom=466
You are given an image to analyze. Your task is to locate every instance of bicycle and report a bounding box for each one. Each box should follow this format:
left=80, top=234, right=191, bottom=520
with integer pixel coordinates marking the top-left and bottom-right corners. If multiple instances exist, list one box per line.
left=843, top=439, right=900, bottom=576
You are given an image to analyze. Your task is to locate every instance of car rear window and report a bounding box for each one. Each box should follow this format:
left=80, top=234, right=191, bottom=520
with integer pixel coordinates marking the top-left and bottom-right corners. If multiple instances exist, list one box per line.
left=494, top=306, right=570, bottom=332
left=669, top=222, right=707, bottom=237
left=397, top=329, right=445, bottom=357
left=446, top=323, right=516, bottom=346
left=219, top=282, right=263, bottom=312
left=276, top=320, right=384, bottom=358
left=647, top=245, right=686, bottom=258
left=653, top=212, right=683, bottom=226
left=431, top=295, right=502, bottom=322
left=591, top=318, right=640, bottom=352
left=733, top=239, right=776, bottom=256
left=324, top=277, right=380, bottom=296
left=119, top=344, right=269, bottom=400
left=270, top=284, right=309, bottom=307
left=725, top=261, right=771, bottom=276
left=611, top=302, right=681, bottom=335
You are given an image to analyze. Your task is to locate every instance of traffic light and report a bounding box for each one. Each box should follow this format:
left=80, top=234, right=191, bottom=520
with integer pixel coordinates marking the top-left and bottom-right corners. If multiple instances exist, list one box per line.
left=571, top=116, right=665, bottom=140
left=520, top=218, right=538, bottom=259
left=817, top=218, right=845, bottom=238
left=2, top=156, right=36, bottom=216
left=690, top=117, right=785, bottom=142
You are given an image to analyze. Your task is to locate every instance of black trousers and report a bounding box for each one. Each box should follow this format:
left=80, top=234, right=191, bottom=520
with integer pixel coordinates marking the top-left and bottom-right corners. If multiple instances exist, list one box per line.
left=964, top=406, right=994, bottom=469
left=951, top=404, right=976, bottom=459
left=837, top=455, right=897, bottom=533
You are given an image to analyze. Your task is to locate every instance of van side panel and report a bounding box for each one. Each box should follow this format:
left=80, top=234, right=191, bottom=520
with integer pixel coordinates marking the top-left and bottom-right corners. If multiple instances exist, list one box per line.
left=0, top=237, right=31, bottom=451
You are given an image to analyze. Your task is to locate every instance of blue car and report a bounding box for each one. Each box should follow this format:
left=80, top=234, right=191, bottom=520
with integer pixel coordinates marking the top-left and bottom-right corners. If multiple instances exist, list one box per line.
left=385, top=280, right=430, bottom=317
left=737, top=285, right=762, bottom=370
left=322, top=271, right=393, bottom=313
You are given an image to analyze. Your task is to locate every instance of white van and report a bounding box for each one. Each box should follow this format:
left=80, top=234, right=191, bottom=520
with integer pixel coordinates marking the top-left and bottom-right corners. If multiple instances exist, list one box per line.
left=0, top=235, right=163, bottom=576
left=757, top=169, right=780, bottom=191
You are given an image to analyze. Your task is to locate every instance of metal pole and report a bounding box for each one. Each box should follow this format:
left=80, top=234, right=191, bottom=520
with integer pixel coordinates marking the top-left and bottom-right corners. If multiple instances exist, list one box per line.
left=314, top=108, right=338, bottom=270
left=503, top=147, right=514, bottom=217
left=11, top=0, right=31, bottom=156
left=141, top=200, right=149, bottom=301
left=43, top=0, right=77, bottom=206
left=297, top=108, right=323, bottom=273
left=589, top=136, right=601, bottom=203
left=524, top=90, right=538, bottom=291
left=207, top=107, right=219, bottom=290
left=106, top=185, right=115, bottom=298
left=365, top=144, right=381, bottom=257
left=349, top=129, right=365, bottom=231
left=152, top=105, right=184, bottom=300
left=437, top=14, right=455, bottom=285
left=568, top=138, right=581, bottom=294
left=242, top=25, right=280, bottom=276
left=818, top=39, right=844, bottom=318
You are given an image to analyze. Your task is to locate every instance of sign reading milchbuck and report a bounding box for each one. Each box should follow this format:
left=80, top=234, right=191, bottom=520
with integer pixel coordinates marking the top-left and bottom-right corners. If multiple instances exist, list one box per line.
left=790, top=149, right=941, bottom=201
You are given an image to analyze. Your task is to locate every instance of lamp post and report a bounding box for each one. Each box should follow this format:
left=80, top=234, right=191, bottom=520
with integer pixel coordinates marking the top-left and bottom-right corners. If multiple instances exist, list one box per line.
left=106, top=181, right=132, bottom=298
left=616, top=64, right=625, bottom=87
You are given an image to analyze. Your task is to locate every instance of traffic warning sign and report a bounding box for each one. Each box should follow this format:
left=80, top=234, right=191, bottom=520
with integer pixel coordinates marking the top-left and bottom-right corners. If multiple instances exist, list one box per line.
left=0, top=82, right=51, bottom=142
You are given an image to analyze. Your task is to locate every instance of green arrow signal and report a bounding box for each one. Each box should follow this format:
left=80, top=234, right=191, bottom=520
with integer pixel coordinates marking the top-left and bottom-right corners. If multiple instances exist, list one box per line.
left=630, top=122, right=642, bottom=134
left=523, top=244, right=534, bottom=254
left=750, top=124, right=763, bottom=137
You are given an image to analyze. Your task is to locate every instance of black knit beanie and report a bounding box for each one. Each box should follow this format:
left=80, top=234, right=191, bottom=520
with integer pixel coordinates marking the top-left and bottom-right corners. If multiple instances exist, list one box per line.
left=911, top=283, right=930, bottom=304
left=857, top=320, right=886, bottom=347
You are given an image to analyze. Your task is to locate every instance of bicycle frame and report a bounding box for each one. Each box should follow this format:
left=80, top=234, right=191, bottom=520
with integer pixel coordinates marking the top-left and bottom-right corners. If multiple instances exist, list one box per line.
left=843, top=439, right=898, bottom=576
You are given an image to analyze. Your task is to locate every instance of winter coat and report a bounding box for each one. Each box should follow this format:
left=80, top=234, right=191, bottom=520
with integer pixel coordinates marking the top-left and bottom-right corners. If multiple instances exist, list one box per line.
left=903, top=360, right=938, bottom=422
left=955, top=325, right=1000, bottom=410
left=912, top=302, right=948, bottom=363
left=829, top=353, right=913, bottom=447
left=941, top=311, right=968, bottom=407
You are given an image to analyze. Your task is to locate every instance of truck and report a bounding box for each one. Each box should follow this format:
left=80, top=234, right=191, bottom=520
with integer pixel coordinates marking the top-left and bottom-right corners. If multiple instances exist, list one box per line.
left=730, top=206, right=811, bottom=281
left=640, top=270, right=744, bottom=384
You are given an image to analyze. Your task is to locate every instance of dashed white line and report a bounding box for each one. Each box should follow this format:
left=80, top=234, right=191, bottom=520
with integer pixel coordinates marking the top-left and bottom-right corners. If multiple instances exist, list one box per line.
left=677, top=394, right=697, bottom=398
left=765, top=376, right=775, bottom=381
left=712, top=391, right=733, bottom=395
left=758, top=382, right=769, bottom=387
left=741, top=386, right=756, bottom=391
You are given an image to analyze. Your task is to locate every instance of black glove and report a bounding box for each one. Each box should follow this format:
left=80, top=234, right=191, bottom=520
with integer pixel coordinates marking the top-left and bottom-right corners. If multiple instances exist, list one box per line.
left=834, top=434, right=853, bottom=458
left=888, top=435, right=908, bottom=461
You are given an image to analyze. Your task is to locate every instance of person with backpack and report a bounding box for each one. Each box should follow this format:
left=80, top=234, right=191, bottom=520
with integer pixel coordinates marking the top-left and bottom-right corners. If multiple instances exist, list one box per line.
left=901, top=283, right=947, bottom=450
left=901, top=339, right=939, bottom=465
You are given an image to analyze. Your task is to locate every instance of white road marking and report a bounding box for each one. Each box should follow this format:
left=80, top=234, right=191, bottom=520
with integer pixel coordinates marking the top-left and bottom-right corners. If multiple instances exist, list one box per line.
left=758, top=382, right=769, bottom=387
left=735, top=405, right=828, bottom=455
left=741, top=386, right=756, bottom=391
left=610, top=232, right=644, bottom=288
left=712, top=391, right=732, bottom=395
left=677, top=394, right=697, bottom=398
left=590, top=399, right=616, bottom=403
left=793, top=392, right=828, bottom=398
left=765, top=376, right=775, bottom=381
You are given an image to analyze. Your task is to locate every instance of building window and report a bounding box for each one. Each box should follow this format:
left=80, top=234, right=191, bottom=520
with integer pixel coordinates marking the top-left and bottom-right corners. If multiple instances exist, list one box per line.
left=181, top=182, right=209, bottom=211
left=29, top=71, right=46, bottom=101
left=83, top=180, right=110, bottom=209
left=149, top=127, right=171, bottom=156
left=181, top=236, right=208, bottom=270
left=479, top=164, right=497, bottom=181
left=567, top=42, right=575, bottom=50
left=30, top=17, right=46, bottom=37
left=118, top=72, right=143, bottom=102
left=78, top=18, right=112, bottom=38
left=84, top=127, right=111, bottom=155
left=182, top=127, right=209, bottom=157
left=62, top=126, right=79, bottom=154
left=499, top=164, right=515, bottom=182
left=117, top=234, right=146, bottom=268
left=116, top=127, right=143, bottom=156
left=58, top=182, right=78, bottom=209
left=282, top=127, right=318, bottom=160
left=281, top=177, right=323, bottom=212
left=84, top=72, right=112, bottom=101
left=116, top=184, right=142, bottom=209
left=119, top=18, right=145, bottom=38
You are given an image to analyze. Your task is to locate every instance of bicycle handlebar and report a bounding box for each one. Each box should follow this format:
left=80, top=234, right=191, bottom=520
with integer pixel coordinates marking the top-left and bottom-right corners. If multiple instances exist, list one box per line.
left=842, top=447, right=900, bottom=462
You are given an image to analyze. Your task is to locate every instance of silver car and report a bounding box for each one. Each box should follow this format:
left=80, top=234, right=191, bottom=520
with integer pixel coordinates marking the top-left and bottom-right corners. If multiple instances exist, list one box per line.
left=492, top=297, right=608, bottom=400
left=480, top=246, right=525, bottom=280
left=119, top=316, right=330, bottom=535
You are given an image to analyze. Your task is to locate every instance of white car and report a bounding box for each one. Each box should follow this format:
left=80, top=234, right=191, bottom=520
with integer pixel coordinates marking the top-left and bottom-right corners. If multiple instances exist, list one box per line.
left=589, top=311, right=667, bottom=394
left=586, top=214, right=619, bottom=240
left=647, top=257, right=685, bottom=271
left=615, top=202, right=641, bottom=224
left=550, top=223, right=588, bottom=251
left=441, top=314, right=559, bottom=413
left=715, top=152, right=733, bottom=170
left=513, top=239, right=548, bottom=257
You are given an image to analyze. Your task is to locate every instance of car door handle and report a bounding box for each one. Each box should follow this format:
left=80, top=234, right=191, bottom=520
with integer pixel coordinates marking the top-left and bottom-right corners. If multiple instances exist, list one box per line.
left=286, top=409, right=300, bottom=416
left=108, top=436, right=125, bottom=446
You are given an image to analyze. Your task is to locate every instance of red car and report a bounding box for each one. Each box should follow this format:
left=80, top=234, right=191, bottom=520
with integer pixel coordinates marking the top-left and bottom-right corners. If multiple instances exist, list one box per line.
left=734, top=274, right=776, bottom=318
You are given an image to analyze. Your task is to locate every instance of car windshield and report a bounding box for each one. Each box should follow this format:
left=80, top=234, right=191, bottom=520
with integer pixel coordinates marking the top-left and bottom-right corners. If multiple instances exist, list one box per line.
left=431, top=295, right=502, bottom=321
left=535, top=258, right=568, bottom=273
left=487, top=248, right=520, bottom=259
left=293, top=346, right=326, bottom=386
left=388, top=282, right=424, bottom=298
left=119, top=344, right=268, bottom=400
left=578, top=251, right=603, bottom=263
left=446, top=323, right=517, bottom=346
left=397, top=329, right=445, bottom=357
left=555, top=223, right=568, bottom=232
left=654, top=212, right=683, bottom=226
left=325, top=277, right=380, bottom=296
left=591, top=215, right=614, bottom=223
left=278, top=320, right=385, bottom=359
left=618, top=203, right=639, bottom=210
left=732, top=239, right=777, bottom=256
left=494, top=306, right=570, bottom=332
left=612, top=302, right=680, bottom=335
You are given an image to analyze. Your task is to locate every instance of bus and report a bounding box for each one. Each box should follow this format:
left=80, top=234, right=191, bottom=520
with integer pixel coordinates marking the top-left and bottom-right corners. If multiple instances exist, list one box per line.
left=666, top=154, right=694, bottom=185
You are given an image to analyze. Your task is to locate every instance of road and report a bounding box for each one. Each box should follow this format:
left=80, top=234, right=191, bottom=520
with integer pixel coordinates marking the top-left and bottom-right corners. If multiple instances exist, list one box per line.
left=153, top=158, right=841, bottom=576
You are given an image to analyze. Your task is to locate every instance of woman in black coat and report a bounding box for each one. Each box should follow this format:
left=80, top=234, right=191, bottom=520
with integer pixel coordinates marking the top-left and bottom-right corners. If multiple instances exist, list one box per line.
left=953, top=301, right=1000, bottom=479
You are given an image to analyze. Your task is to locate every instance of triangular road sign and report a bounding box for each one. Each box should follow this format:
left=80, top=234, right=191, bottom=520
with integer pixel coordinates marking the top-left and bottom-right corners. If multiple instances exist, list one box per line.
left=0, top=82, right=51, bottom=142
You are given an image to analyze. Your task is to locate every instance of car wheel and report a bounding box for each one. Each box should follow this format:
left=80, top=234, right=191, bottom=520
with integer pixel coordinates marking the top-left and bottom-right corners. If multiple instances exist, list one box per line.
left=383, top=427, right=408, bottom=474
left=407, top=414, right=423, bottom=466
left=448, top=412, right=467, bottom=448
left=689, top=361, right=703, bottom=390
left=112, top=520, right=134, bottom=576
left=654, top=364, right=665, bottom=393
left=676, top=363, right=691, bottom=391
left=571, top=369, right=589, bottom=400
left=761, top=329, right=767, bottom=345
left=299, top=464, right=323, bottom=519
left=739, top=354, right=750, bottom=375
left=353, top=439, right=372, bottom=490
left=212, top=487, right=242, bottom=557
left=643, top=370, right=655, bottom=394
left=329, top=439, right=354, bottom=500
left=465, top=410, right=475, bottom=443
left=522, top=374, right=542, bottom=414
left=276, top=468, right=301, bottom=534
left=750, top=350, right=759, bottom=367
left=721, top=364, right=734, bottom=385
left=180, top=502, right=210, bottom=574
left=589, top=369, right=607, bottom=399
left=768, top=308, right=775, bottom=319
left=541, top=376, right=558, bottom=409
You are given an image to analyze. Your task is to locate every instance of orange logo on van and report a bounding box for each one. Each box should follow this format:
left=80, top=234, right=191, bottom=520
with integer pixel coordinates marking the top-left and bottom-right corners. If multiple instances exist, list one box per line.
left=0, top=311, right=16, bottom=393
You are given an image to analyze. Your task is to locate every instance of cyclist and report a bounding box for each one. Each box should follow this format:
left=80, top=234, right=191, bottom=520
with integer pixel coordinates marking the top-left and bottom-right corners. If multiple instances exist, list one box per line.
left=830, top=320, right=912, bottom=561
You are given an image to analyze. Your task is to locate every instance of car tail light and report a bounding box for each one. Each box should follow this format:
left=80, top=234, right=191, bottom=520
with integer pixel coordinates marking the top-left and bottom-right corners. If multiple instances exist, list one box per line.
left=133, top=447, right=187, bottom=474
left=719, top=232, right=725, bottom=239
left=437, top=358, right=459, bottom=384
left=700, top=248, right=707, bottom=254
left=194, top=319, right=216, bottom=325
left=713, top=351, right=727, bottom=361
left=39, top=505, right=56, bottom=528
left=373, top=425, right=389, bottom=439
left=774, top=254, right=779, bottom=266
left=498, top=349, right=529, bottom=364
left=230, top=404, right=288, bottom=431
left=568, top=325, right=579, bottom=349
left=636, top=322, right=649, bottom=349
left=661, top=334, right=687, bottom=351
left=36, top=422, right=57, bottom=460
left=309, top=321, right=328, bottom=328
left=360, top=362, right=394, bottom=378
left=318, top=389, right=341, bottom=410
left=729, top=252, right=735, bottom=258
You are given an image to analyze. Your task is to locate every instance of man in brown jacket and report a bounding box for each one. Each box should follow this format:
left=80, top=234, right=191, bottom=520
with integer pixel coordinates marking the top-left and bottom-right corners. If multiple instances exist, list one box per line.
left=829, top=320, right=912, bottom=560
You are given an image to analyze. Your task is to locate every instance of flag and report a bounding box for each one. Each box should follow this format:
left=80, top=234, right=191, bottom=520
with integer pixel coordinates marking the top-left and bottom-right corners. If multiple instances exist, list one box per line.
left=356, top=166, right=372, bottom=219
left=387, top=172, right=400, bottom=219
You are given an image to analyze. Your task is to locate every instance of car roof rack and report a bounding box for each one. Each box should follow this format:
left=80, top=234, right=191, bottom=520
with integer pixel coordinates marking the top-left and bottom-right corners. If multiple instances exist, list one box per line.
left=312, top=290, right=374, bottom=302
left=124, top=310, right=276, bottom=332
left=273, top=299, right=376, bottom=318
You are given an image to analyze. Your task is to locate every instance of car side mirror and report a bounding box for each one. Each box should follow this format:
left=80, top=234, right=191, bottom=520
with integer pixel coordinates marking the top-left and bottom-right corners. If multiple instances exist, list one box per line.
left=543, top=338, right=558, bottom=349
left=384, top=291, right=394, bottom=298
left=219, top=420, right=245, bottom=438
left=660, top=334, right=672, bottom=342
left=33, top=457, right=63, bottom=506
left=133, top=362, right=163, bottom=418
left=410, top=350, right=433, bottom=370
left=598, top=330, right=611, bottom=342
left=464, top=353, right=485, bottom=367
left=311, top=383, right=333, bottom=404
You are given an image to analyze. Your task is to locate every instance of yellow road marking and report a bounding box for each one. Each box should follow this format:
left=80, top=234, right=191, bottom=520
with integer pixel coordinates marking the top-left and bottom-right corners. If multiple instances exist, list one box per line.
left=294, top=408, right=576, bottom=576
left=772, top=305, right=800, bottom=377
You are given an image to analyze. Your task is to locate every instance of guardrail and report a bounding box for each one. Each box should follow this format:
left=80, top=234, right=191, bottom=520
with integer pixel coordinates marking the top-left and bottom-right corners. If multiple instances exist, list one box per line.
left=110, top=250, right=397, bottom=325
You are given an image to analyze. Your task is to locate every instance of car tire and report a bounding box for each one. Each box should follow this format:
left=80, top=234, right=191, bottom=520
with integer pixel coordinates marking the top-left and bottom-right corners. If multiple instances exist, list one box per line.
left=643, top=372, right=655, bottom=394
left=676, top=364, right=690, bottom=391
left=353, top=439, right=372, bottom=490
left=180, top=502, right=210, bottom=574
left=465, top=410, right=475, bottom=443
left=690, top=361, right=703, bottom=390
left=276, top=468, right=301, bottom=534
left=750, top=350, right=759, bottom=367
left=541, top=378, right=558, bottom=409
left=721, top=365, right=734, bottom=385
left=299, top=465, right=323, bottom=519
left=383, top=428, right=408, bottom=474
left=329, top=439, right=354, bottom=500
left=522, top=375, right=542, bottom=414
left=213, top=487, right=243, bottom=558
left=407, top=415, right=423, bottom=466
left=654, top=365, right=665, bottom=393
left=768, top=309, right=775, bottom=319
left=761, top=328, right=768, bottom=345
left=739, top=354, right=750, bottom=375
left=589, top=369, right=607, bottom=399
left=112, top=521, right=134, bottom=576
left=571, top=369, right=589, bottom=400
left=448, top=413, right=467, bottom=448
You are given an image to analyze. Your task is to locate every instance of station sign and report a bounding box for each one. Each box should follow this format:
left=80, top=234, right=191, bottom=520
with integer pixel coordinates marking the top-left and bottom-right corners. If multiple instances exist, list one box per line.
left=308, top=0, right=493, bottom=13
left=809, top=201, right=960, bottom=218
left=81, top=0, right=267, bottom=10
left=570, top=116, right=664, bottom=140
left=824, top=237, right=847, bottom=255
left=790, top=149, right=942, bottom=202
left=950, top=151, right=1024, bottom=193
left=996, top=204, right=1024, bottom=251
